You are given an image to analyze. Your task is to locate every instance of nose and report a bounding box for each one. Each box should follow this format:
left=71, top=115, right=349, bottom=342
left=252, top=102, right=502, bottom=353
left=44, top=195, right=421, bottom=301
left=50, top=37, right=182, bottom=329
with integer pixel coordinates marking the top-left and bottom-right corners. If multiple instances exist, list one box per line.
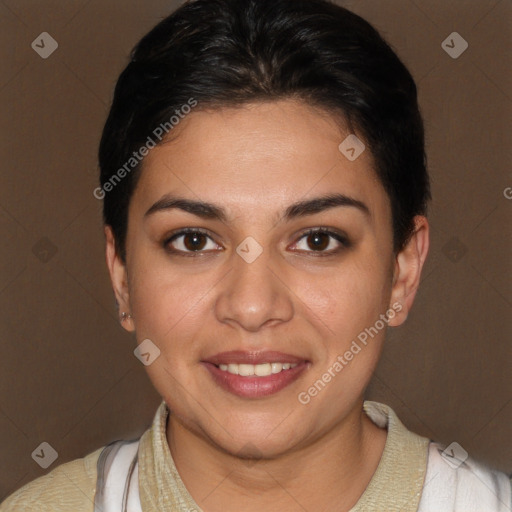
left=214, top=243, right=294, bottom=333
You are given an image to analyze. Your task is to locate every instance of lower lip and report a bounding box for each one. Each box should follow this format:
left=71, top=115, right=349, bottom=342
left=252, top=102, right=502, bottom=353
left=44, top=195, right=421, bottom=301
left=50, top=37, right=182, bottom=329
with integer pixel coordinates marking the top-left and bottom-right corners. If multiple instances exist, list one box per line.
left=201, top=362, right=309, bottom=398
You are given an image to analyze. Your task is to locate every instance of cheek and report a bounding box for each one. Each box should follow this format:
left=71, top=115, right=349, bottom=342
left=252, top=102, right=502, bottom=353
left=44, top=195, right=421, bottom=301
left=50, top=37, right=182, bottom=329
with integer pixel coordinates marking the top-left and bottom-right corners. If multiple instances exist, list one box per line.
left=127, top=256, right=215, bottom=357
left=297, top=258, right=391, bottom=343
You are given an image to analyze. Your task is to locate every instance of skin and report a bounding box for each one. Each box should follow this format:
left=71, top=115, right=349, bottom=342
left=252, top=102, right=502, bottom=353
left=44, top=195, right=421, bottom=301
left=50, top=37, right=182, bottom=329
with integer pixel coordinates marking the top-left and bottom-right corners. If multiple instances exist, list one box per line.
left=105, top=99, right=429, bottom=512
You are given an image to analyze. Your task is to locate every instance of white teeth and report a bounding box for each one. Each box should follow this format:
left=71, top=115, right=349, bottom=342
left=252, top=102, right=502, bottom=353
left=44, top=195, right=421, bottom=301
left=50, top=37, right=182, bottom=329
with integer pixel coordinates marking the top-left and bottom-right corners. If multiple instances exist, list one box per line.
left=254, top=363, right=271, bottom=376
left=238, top=364, right=255, bottom=376
left=227, top=364, right=239, bottom=375
left=271, top=362, right=282, bottom=374
left=217, top=362, right=298, bottom=377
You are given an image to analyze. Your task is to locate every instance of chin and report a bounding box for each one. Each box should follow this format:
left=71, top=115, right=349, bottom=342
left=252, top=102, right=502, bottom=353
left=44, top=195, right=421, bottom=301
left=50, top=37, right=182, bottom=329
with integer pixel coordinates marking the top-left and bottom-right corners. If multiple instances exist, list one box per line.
left=208, top=423, right=303, bottom=461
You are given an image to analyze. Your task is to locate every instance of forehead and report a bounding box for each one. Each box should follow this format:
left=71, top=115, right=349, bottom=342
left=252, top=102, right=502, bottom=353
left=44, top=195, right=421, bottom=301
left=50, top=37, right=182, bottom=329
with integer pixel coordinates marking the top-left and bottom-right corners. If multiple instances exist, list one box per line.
left=131, top=99, right=389, bottom=222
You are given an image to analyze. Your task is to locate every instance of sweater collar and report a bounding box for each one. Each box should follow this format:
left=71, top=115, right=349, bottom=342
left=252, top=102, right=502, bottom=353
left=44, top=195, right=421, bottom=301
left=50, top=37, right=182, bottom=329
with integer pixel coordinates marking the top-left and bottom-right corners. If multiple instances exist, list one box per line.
left=137, top=399, right=429, bottom=511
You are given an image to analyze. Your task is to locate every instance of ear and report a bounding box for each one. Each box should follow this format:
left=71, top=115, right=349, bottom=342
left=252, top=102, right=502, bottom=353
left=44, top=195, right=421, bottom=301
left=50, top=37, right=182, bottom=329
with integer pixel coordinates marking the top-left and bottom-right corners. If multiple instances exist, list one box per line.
left=387, top=216, right=430, bottom=327
left=104, top=225, right=135, bottom=332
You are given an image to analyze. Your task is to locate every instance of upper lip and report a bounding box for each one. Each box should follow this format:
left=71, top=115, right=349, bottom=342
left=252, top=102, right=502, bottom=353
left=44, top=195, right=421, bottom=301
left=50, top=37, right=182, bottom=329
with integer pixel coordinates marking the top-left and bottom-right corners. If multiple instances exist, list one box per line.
left=203, top=350, right=307, bottom=366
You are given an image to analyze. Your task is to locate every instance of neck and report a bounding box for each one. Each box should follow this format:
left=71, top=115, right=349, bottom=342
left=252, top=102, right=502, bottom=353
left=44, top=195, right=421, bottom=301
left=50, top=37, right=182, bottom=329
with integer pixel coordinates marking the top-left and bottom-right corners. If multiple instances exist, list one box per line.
left=166, top=400, right=388, bottom=512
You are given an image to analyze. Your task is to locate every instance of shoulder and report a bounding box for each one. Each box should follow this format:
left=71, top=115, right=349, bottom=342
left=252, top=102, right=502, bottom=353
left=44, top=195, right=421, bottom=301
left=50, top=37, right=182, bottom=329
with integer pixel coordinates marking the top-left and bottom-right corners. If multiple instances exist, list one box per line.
left=0, top=445, right=103, bottom=512
left=418, top=441, right=512, bottom=512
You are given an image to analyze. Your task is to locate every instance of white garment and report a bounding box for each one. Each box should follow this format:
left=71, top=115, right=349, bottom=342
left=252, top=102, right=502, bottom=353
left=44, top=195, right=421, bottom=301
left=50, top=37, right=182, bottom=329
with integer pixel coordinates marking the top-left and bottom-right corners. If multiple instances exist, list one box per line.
left=94, top=438, right=511, bottom=512
left=94, top=439, right=142, bottom=512
left=417, top=441, right=511, bottom=512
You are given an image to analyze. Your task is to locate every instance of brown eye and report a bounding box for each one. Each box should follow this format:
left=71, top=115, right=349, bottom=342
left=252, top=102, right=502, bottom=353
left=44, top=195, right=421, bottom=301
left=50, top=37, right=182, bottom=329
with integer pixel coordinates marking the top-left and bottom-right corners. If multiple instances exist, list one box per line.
left=164, top=229, right=220, bottom=255
left=183, top=232, right=208, bottom=251
left=293, top=228, right=350, bottom=255
left=306, top=232, right=330, bottom=251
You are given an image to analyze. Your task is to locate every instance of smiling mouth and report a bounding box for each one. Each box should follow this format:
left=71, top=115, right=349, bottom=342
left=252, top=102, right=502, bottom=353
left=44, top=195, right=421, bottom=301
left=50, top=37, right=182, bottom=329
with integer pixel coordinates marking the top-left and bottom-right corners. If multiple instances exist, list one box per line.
left=215, top=362, right=298, bottom=377
left=201, top=351, right=310, bottom=398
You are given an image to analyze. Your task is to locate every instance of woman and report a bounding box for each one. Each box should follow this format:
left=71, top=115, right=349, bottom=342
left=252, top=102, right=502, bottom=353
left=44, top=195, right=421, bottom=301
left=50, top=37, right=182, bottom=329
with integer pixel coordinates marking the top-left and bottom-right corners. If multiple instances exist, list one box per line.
left=2, top=0, right=510, bottom=510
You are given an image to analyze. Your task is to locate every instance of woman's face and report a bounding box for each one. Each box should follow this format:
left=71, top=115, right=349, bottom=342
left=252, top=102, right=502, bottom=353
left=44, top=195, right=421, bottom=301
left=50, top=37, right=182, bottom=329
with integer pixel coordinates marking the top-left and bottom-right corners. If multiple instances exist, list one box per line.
left=110, top=99, right=412, bottom=457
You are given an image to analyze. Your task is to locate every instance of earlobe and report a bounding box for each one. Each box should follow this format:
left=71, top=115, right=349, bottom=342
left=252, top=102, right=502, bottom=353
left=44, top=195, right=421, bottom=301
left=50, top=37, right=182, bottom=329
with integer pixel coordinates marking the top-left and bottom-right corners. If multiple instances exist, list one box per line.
left=104, top=226, right=135, bottom=332
left=387, top=216, right=430, bottom=327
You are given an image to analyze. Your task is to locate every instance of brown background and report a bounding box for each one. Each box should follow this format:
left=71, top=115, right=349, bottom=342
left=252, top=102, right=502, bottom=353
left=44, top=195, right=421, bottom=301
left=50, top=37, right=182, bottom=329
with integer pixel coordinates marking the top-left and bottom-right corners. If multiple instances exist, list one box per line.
left=1, top=0, right=511, bottom=500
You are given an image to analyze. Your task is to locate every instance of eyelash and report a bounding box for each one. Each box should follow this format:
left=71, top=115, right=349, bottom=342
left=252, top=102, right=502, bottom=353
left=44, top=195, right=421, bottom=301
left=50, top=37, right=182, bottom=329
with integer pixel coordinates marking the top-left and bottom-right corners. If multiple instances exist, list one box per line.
left=163, top=227, right=350, bottom=258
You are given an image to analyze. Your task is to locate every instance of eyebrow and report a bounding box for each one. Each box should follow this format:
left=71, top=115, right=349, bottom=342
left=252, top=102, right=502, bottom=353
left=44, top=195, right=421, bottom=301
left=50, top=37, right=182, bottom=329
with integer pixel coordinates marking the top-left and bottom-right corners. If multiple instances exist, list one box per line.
left=144, top=192, right=370, bottom=223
